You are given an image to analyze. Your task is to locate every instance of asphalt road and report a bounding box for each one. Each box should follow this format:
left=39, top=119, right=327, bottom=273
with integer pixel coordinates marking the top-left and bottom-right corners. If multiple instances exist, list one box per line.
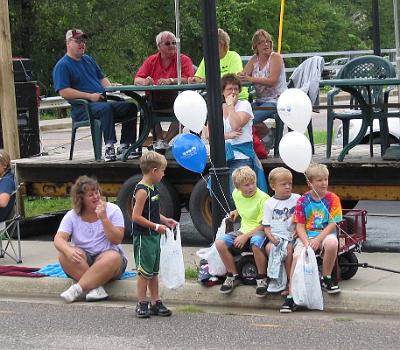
left=0, top=298, right=398, bottom=350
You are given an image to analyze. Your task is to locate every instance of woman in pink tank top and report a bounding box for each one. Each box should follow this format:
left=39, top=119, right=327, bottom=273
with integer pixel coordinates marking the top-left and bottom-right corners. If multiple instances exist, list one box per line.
left=239, top=30, right=286, bottom=148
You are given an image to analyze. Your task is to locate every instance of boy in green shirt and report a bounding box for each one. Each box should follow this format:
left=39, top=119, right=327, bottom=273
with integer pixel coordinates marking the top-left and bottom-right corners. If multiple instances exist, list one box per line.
left=215, top=166, right=270, bottom=296
left=132, top=151, right=177, bottom=318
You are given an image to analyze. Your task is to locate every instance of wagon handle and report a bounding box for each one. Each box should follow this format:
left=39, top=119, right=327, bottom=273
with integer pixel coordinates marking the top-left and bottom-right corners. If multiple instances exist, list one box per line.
left=340, top=262, right=400, bottom=274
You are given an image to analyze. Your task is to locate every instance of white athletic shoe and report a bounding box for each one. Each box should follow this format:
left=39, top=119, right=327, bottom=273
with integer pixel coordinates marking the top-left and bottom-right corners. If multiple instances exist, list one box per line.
left=60, top=283, right=84, bottom=303
left=86, top=286, right=109, bottom=302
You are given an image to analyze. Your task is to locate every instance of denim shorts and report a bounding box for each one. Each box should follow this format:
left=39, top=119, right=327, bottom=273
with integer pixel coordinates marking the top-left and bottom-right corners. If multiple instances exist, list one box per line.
left=84, top=249, right=127, bottom=280
left=218, top=230, right=267, bottom=250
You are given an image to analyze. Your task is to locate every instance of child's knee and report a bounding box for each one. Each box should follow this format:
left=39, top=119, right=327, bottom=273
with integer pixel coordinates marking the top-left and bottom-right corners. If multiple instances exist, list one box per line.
left=323, top=238, right=338, bottom=254
left=265, top=242, right=273, bottom=255
left=251, top=244, right=263, bottom=253
left=215, top=239, right=227, bottom=251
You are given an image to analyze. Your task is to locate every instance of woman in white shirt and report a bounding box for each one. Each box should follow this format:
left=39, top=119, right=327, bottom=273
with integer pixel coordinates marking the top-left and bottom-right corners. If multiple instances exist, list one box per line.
left=205, top=74, right=267, bottom=194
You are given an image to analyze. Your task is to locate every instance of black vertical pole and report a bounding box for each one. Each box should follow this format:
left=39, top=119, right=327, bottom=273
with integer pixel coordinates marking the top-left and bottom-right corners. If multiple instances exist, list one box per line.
left=372, top=0, right=381, bottom=56
left=201, top=0, right=230, bottom=237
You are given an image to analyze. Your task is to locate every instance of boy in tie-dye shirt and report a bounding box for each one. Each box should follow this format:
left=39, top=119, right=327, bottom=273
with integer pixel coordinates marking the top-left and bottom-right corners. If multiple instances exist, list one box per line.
left=288, top=164, right=342, bottom=310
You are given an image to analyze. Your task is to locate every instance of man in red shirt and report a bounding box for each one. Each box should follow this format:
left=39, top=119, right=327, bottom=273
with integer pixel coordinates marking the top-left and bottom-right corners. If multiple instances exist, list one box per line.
left=135, top=31, right=194, bottom=150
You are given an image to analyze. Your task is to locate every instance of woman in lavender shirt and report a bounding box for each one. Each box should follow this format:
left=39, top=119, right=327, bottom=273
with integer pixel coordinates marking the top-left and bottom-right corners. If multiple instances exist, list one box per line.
left=54, top=176, right=127, bottom=303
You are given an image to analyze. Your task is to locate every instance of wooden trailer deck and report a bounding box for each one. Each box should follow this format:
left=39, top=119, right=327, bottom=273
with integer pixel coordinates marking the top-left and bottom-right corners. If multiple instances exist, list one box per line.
left=14, top=143, right=400, bottom=202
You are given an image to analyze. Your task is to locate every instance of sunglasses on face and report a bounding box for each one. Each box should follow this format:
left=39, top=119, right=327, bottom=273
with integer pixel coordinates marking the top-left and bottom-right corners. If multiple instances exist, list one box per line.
left=162, top=41, right=177, bottom=46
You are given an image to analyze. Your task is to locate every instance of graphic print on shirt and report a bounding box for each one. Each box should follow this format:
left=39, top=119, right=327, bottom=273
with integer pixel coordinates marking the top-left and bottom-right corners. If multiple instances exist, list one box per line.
left=272, top=206, right=295, bottom=222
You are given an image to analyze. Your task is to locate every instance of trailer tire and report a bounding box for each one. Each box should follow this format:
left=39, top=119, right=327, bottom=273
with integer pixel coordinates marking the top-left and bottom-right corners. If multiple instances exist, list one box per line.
left=236, top=254, right=257, bottom=285
left=189, top=177, right=213, bottom=243
left=339, top=251, right=358, bottom=280
left=117, top=175, right=181, bottom=239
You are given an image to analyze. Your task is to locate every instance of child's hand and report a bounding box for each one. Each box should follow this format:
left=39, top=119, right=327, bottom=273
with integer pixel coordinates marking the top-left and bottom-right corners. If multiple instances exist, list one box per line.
left=309, top=237, right=321, bottom=251
left=234, top=234, right=249, bottom=249
left=229, top=210, right=238, bottom=222
left=271, top=236, right=280, bottom=246
left=157, top=224, right=168, bottom=234
left=164, top=218, right=178, bottom=229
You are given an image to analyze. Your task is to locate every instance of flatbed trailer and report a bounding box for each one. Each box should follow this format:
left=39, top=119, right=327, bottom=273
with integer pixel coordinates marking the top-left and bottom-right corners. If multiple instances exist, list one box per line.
left=14, top=143, right=400, bottom=241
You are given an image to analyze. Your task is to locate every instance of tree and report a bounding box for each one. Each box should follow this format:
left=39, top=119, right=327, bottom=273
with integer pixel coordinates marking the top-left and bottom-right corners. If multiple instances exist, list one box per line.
left=7, top=0, right=396, bottom=95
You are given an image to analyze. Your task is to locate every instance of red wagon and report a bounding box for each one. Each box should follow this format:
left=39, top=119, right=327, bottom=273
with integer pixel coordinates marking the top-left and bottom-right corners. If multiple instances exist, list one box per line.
left=335, top=208, right=367, bottom=280
left=235, top=208, right=368, bottom=281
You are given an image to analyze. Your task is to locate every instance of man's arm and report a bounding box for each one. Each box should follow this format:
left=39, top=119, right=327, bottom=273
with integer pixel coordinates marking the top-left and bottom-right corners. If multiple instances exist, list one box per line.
left=59, top=87, right=104, bottom=102
left=134, top=76, right=154, bottom=85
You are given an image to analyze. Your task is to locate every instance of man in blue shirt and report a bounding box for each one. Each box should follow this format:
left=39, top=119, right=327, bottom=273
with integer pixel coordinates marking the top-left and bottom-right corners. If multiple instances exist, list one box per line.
left=53, top=29, right=138, bottom=162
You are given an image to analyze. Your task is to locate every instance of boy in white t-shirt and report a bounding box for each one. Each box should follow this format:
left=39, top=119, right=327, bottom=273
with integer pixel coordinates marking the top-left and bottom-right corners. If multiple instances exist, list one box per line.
left=262, top=168, right=300, bottom=303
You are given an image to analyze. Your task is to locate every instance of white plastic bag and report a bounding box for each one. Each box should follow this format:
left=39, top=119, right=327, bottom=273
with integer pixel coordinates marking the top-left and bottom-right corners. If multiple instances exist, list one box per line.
left=196, top=218, right=227, bottom=276
left=292, top=246, right=324, bottom=310
left=160, top=224, right=185, bottom=289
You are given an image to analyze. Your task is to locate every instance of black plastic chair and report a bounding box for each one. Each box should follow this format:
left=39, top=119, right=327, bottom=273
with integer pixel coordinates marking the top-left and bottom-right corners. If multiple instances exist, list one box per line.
left=0, top=177, right=22, bottom=264
left=68, top=95, right=127, bottom=161
left=326, top=55, right=396, bottom=158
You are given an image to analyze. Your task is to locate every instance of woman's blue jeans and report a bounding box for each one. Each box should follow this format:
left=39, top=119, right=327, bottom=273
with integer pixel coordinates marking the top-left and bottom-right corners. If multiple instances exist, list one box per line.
left=252, top=101, right=277, bottom=124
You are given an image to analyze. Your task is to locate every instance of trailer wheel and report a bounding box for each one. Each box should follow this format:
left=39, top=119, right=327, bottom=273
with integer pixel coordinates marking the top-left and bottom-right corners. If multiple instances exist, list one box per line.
left=339, top=251, right=358, bottom=280
left=236, top=255, right=257, bottom=284
left=117, top=175, right=181, bottom=238
left=189, top=177, right=213, bottom=242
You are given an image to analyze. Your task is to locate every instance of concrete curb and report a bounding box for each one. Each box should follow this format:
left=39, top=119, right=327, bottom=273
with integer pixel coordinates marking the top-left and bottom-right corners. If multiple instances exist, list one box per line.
left=2, top=276, right=399, bottom=315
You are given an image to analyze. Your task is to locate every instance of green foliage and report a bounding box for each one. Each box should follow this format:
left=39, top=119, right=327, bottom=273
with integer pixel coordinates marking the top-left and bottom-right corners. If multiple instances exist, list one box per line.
left=8, top=0, right=396, bottom=94
left=309, top=130, right=327, bottom=145
left=24, top=197, right=71, bottom=218
left=185, top=267, right=199, bottom=280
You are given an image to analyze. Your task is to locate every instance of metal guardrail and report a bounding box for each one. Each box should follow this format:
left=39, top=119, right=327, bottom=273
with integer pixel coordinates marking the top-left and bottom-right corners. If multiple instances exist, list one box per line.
left=242, top=48, right=397, bottom=74
left=39, top=96, right=70, bottom=111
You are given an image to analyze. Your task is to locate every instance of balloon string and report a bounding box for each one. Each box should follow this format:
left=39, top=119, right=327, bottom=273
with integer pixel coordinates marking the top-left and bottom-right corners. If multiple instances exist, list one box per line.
left=200, top=173, right=231, bottom=217
left=303, top=174, right=357, bottom=245
left=208, top=158, right=232, bottom=213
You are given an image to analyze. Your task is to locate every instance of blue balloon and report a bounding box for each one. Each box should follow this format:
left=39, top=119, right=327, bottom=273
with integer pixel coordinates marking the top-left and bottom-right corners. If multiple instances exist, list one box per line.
left=172, top=133, right=207, bottom=173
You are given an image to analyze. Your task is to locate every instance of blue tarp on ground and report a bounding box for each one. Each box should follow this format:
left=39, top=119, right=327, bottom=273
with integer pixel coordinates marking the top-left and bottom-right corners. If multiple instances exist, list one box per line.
left=35, top=263, right=137, bottom=280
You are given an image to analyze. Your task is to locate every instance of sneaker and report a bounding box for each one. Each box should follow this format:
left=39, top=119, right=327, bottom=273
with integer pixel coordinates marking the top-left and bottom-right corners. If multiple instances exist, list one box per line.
left=280, top=297, right=298, bottom=313
left=149, top=300, right=172, bottom=317
left=86, top=286, right=109, bottom=302
left=104, top=145, right=117, bottom=162
left=60, top=284, right=84, bottom=303
left=255, top=278, right=268, bottom=297
left=136, top=301, right=150, bottom=318
left=321, top=276, right=341, bottom=294
left=117, top=145, right=142, bottom=160
left=219, top=273, right=241, bottom=294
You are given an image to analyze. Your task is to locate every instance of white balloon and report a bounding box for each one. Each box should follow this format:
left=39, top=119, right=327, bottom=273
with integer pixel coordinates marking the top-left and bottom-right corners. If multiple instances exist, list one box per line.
left=279, top=131, right=312, bottom=173
left=173, top=91, right=207, bottom=133
left=277, top=88, right=312, bottom=133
